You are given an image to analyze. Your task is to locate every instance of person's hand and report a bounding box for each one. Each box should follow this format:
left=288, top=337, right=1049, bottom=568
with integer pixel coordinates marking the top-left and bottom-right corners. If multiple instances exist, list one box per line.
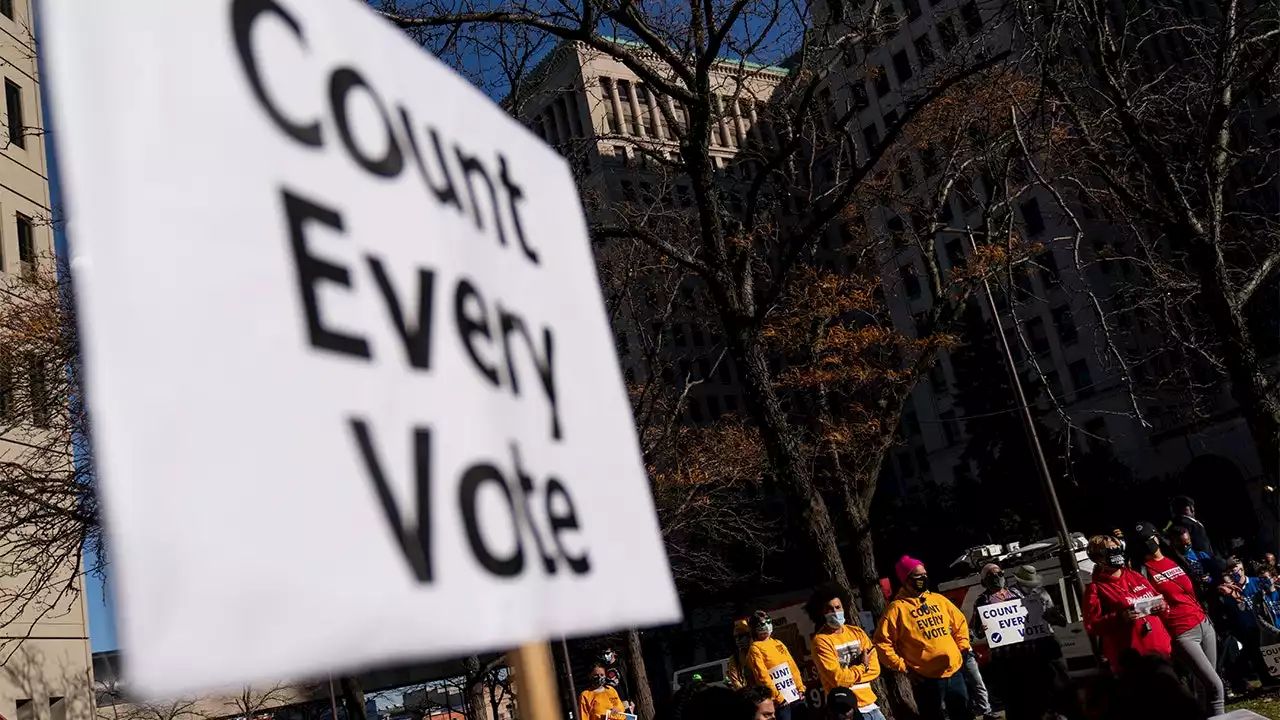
left=1124, top=607, right=1143, bottom=621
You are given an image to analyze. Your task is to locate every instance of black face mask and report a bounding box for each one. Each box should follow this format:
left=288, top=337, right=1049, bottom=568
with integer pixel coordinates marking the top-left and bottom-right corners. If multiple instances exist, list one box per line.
left=983, top=574, right=1006, bottom=590
left=592, top=676, right=608, bottom=688
left=1106, top=552, right=1126, bottom=568
left=910, top=575, right=929, bottom=592
left=1143, top=538, right=1160, bottom=555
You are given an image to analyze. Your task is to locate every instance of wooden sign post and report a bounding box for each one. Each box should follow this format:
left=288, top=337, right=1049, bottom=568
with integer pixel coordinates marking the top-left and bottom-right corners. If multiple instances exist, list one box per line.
left=511, top=642, right=563, bottom=720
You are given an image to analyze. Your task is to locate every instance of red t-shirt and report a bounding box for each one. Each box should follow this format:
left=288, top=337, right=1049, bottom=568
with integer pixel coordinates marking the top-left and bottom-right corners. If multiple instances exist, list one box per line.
left=1144, top=556, right=1206, bottom=636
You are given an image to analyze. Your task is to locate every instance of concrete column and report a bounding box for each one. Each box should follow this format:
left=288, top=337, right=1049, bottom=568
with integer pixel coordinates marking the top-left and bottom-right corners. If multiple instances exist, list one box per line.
left=748, top=101, right=764, bottom=146
left=626, top=82, right=644, bottom=136
left=730, top=97, right=747, bottom=145
left=605, top=78, right=625, bottom=136
left=646, top=89, right=664, bottom=140
left=714, top=95, right=730, bottom=146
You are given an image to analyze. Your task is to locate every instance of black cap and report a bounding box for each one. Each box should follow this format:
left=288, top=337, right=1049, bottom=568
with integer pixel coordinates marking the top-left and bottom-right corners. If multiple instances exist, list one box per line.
left=1133, top=520, right=1160, bottom=541
left=827, top=687, right=857, bottom=712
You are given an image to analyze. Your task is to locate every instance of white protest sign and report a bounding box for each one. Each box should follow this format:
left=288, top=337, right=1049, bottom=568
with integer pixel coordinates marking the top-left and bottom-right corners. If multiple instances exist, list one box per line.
left=42, top=0, right=680, bottom=695
left=767, top=662, right=803, bottom=704
left=978, top=598, right=1052, bottom=648
left=1262, top=645, right=1280, bottom=677
left=1131, top=594, right=1164, bottom=617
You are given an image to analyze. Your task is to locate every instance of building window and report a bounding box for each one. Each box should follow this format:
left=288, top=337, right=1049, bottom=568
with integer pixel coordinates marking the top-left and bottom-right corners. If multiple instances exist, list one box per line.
left=725, top=394, right=740, bottom=413
left=1043, top=369, right=1062, bottom=402
left=874, top=65, right=891, bottom=97
left=904, top=0, right=924, bottom=21
left=27, top=357, right=47, bottom=427
left=945, top=237, right=964, bottom=269
left=1005, top=330, right=1023, bottom=362
left=863, top=124, right=881, bottom=156
left=705, top=395, right=722, bottom=420
left=16, top=699, right=32, bottom=720
left=673, top=324, right=688, bottom=348
left=688, top=398, right=705, bottom=424
left=901, top=265, right=922, bottom=298
left=5, top=79, right=22, bottom=149
left=691, top=326, right=706, bottom=347
left=0, top=0, right=12, bottom=19
left=16, top=212, right=33, bottom=264
left=852, top=81, right=870, bottom=111
left=1021, top=197, right=1046, bottom=235
left=1070, top=359, right=1094, bottom=398
left=0, top=363, right=11, bottom=422
left=939, top=17, right=960, bottom=51
left=1083, top=417, right=1109, bottom=452
left=901, top=406, right=920, bottom=438
left=1025, top=316, right=1050, bottom=354
left=1052, top=305, right=1077, bottom=344
left=1037, top=249, right=1060, bottom=285
left=893, top=50, right=914, bottom=84
left=929, top=365, right=947, bottom=393
left=718, top=360, right=733, bottom=384
left=960, top=1, right=983, bottom=34
left=915, top=34, right=936, bottom=67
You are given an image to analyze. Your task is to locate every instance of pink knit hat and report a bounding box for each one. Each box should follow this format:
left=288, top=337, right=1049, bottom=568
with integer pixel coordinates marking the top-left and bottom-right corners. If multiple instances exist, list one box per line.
left=895, top=555, right=924, bottom=585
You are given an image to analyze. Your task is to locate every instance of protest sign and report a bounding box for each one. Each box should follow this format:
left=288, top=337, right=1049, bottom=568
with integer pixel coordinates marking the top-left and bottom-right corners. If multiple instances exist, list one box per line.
left=41, top=0, right=680, bottom=696
left=978, top=598, right=1052, bottom=648
left=1262, top=644, right=1280, bottom=677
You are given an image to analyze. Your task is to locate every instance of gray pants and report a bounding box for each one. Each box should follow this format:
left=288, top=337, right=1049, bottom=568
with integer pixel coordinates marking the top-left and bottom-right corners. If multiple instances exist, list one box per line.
left=1172, top=618, right=1224, bottom=717
left=960, top=650, right=992, bottom=715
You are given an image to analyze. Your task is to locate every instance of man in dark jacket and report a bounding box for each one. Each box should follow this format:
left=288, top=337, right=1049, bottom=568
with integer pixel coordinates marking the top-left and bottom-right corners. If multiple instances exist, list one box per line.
left=1169, top=496, right=1215, bottom=558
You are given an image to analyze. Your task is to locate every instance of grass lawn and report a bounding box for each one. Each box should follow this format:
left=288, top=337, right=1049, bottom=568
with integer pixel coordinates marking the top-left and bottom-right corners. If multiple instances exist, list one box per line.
left=1227, top=693, right=1280, bottom=718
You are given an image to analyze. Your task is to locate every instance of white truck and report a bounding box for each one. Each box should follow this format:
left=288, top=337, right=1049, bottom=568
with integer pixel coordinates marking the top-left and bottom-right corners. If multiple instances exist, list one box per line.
left=937, top=533, right=1100, bottom=678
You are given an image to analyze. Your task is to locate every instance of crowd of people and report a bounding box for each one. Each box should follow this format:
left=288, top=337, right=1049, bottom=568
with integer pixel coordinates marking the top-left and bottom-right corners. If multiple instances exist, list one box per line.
left=605, top=494, right=1280, bottom=720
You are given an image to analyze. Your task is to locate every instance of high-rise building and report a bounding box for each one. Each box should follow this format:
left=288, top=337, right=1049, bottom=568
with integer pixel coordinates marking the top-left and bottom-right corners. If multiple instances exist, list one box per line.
left=512, top=40, right=789, bottom=424
left=0, top=1, right=94, bottom=717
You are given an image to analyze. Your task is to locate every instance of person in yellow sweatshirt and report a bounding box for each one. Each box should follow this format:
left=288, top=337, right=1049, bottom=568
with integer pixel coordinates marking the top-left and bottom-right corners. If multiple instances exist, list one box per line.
left=874, top=555, right=974, bottom=720
left=745, top=610, right=805, bottom=720
left=806, top=585, right=884, bottom=720
left=579, top=663, right=627, bottom=720
left=727, top=618, right=754, bottom=690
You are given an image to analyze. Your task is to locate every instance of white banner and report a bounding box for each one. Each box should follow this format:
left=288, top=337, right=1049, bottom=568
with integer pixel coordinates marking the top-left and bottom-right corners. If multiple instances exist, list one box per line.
left=979, top=598, right=1052, bottom=648
left=42, top=0, right=680, bottom=695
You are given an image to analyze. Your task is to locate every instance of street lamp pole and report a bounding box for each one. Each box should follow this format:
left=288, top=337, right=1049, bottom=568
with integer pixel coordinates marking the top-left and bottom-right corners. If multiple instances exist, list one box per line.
left=966, top=229, right=1083, bottom=598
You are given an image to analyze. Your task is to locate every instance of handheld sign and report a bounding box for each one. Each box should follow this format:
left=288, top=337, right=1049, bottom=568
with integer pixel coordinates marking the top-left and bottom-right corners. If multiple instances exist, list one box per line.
left=42, top=0, right=680, bottom=695
left=1262, top=645, right=1280, bottom=677
left=978, top=598, right=1052, bottom=648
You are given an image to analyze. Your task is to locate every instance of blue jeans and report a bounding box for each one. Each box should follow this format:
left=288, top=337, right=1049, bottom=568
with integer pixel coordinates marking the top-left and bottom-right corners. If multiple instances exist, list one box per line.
left=859, top=709, right=888, bottom=720
left=914, top=672, right=973, bottom=720
left=961, top=651, right=992, bottom=714
left=774, top=702, right=792, bottom=720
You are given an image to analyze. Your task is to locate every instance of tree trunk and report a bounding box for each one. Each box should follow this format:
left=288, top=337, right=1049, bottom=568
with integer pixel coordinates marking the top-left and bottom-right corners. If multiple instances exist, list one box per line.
left=624, top=628, right=656, bottom=720
left=338, top=677, right=366, bottom=720
left=729, top=325, right=852, bottom=588
left=1184, top=231, right=1280, bottom=534
left=845, top=494, right=918, bottom=720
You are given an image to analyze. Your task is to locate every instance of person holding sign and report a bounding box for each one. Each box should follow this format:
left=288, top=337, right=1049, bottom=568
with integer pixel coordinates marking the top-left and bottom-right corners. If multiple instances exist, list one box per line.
left=970, top=564, right=1075, bottom=719
left=806, top=585, right=884, bottom=720
left=1133, top=520, right=1224, bottom=716
left=745, top=610, right=806, bottom=720
left=874, top=556, right=974, bottom=720
left=580, top=663, right=627, bottom=720
left=1083, top=535, right=1172, bottom=674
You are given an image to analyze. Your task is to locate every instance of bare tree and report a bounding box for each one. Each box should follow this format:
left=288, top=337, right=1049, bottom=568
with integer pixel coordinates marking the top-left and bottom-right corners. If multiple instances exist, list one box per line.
left=223, top=683, right=296, bottom=720
left=1021, top=0, right=1280, bottom=490
left=0, top=259, right=98, bottom=662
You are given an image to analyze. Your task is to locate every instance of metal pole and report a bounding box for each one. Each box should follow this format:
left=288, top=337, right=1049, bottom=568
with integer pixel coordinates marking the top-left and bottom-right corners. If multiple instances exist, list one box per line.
left=966, top=229, right=1083, bottom=598
left=561, top=637, right=577, bottom=705
left=327, top=675, right=341, bottom=720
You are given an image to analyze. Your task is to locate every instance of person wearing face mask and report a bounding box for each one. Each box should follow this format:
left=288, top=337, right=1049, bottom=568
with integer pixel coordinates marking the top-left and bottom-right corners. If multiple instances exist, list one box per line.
left=728, top=619, right=755, bottom=690
left=745, top=610, right=805, bottom=720
left=1167, top=526, right=1216, bottom=587
left=806, top=585, right=884, bottom=720
left=579, top=663, right=626, bottom=720
left=1226, top=559, right=1280, bottom=689
left=1083, top=534, right=1172, bottom=674
left=1133, top=520, right=1224, bottom=716
left=1250, top=566, right=1280, bottom=644
left=874, top=556, right=973, bottom=720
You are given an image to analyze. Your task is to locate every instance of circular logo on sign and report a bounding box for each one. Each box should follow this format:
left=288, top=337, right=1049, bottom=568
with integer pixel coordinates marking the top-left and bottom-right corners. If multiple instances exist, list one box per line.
left=991, top=632, right=1002, bottom=644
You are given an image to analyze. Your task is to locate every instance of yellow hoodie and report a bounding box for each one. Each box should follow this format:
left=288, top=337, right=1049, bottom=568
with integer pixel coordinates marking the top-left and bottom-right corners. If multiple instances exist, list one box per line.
left=746, top=637, right=806, bottom=705
left=578, top=686, right=624, bottom=720
left=812, top=624, right=880, bottom=710
left=874, top=589, right=970, bottom=679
